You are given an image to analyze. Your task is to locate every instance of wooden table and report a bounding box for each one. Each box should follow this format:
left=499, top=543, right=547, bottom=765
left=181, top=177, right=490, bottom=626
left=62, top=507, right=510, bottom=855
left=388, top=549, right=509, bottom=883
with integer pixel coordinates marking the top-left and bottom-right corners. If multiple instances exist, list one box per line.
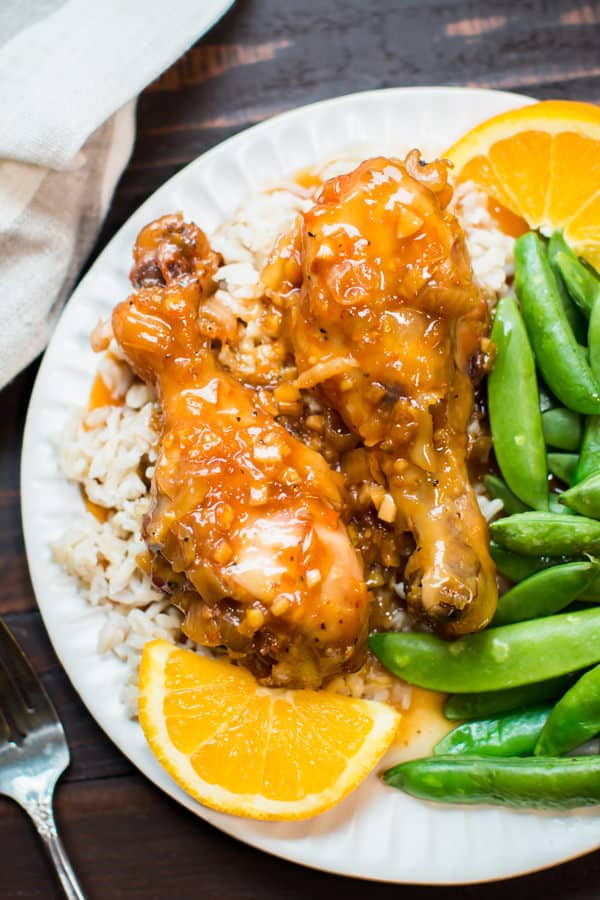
left=2, top=1, right=600, bottom=896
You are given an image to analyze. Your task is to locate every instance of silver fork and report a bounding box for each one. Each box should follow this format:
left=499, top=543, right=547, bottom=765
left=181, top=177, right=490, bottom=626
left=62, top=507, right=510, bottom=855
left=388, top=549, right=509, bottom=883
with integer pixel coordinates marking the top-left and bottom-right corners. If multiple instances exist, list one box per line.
left=0, top=618, right=85, bottom=899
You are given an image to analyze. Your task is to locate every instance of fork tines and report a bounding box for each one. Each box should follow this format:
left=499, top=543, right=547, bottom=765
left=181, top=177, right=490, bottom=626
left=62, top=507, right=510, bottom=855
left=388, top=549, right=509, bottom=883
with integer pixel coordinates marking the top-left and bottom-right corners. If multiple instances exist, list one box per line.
left=0, top=619, right=60, bottom=738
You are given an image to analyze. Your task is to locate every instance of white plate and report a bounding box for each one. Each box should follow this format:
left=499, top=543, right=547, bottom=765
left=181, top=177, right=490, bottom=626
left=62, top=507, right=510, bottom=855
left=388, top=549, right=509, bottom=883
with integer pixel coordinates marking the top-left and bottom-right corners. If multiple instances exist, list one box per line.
left=21, top=87, right=600, bottom=885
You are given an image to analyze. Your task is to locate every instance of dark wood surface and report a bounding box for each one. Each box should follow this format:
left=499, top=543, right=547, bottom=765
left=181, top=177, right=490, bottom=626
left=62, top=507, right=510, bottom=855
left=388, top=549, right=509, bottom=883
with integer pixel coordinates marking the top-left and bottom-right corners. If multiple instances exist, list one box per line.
left=2, top=0, right=600, bottom=896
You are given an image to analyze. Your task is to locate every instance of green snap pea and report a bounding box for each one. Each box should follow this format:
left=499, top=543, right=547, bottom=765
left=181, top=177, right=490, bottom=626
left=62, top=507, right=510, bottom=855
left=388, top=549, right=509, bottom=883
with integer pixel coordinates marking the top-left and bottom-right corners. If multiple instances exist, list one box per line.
left=589, top=294, right=600, bottom=382
left=489, top=542, right=559, bottom=582
left=369, top=607, right=600, bottom=693
left=515, top=233, right=600, bottom=414
left=547, top=452, right=579, bottom=485
left=492, top=561, right=599, bottom=625
left=541, top=407, right=582, bottom=451
left=579, top=564, right=600, bottom=602
left=536, top=665, right=600, bottom=757
left=488, top=296, right=548, bottom=510
left=573, top=417, right=600, bottom=484
left=490, top=511, right=600, bottom=556
left=383, top=755, right=600, bottom=809
left=548, top=495, right=576, bottom=515
left=538, top=379, right=557, bottom=413
left=555, top=251, right=600, bottom=318
left=434, top=705, right=552, bottom=757
left=444, top=675, right=577, bottom=721
left=574, top=301, right=600, bottom=486
left=483, top=475, right=529, bottom=516
left=548, top=230, right=577, bottom=265
left=547, top=231, right=587, bottom=342
left=560, top=471, right=600, bottom=518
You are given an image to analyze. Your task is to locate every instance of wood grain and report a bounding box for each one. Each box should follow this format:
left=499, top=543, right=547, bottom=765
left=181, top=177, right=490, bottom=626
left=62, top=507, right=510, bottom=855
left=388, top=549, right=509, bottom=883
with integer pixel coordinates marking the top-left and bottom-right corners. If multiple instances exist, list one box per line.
left=148, top=40, right=292, bottom=91
left=1, top=0, right=600, bottom=895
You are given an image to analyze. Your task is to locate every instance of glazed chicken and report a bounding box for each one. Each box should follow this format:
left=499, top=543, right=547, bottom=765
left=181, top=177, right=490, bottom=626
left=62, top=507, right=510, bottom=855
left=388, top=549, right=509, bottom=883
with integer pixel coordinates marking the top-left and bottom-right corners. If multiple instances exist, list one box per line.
left=267, top=154, right=497, bottom=635
left=112, top=215, right=369, bottom=688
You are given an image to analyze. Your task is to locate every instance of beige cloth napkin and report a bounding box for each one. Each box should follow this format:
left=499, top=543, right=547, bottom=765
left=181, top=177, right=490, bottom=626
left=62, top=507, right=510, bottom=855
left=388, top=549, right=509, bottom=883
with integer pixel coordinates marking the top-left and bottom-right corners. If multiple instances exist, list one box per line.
left=0, top=0, right=234, bottom=390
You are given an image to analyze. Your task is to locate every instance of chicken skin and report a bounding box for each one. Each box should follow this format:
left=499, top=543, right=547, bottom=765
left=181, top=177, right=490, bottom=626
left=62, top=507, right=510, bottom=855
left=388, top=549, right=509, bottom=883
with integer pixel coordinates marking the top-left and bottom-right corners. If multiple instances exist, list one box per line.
left=268, top=154, right=497, bottom=635
left=112, top=214, right=369, bottom=688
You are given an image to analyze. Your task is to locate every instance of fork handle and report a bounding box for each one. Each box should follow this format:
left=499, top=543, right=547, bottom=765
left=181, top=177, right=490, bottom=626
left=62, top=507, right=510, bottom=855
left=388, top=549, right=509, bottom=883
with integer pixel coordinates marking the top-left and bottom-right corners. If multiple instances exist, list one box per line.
left=39, top=827, right=86, bottom=900
left=27, top=797, right=86, bottom=900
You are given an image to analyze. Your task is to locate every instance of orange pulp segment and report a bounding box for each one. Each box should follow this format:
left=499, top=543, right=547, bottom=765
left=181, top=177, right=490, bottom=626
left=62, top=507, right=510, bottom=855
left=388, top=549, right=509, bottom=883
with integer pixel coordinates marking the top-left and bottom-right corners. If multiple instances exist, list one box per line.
left=138, top=640, right=400, bottom=820
left=446, top=100, right=600, bottom=267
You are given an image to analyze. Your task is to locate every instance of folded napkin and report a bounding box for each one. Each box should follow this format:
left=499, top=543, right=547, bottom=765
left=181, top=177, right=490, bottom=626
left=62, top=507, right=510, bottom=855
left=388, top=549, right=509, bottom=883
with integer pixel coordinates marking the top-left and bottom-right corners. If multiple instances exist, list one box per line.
left=0, top=0, right=234, bottom=390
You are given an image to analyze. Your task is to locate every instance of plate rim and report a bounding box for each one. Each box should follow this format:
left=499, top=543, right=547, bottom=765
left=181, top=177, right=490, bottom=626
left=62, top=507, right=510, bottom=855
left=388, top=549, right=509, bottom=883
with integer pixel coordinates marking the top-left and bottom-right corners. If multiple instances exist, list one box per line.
left=20, top=84, right=600, bottom=885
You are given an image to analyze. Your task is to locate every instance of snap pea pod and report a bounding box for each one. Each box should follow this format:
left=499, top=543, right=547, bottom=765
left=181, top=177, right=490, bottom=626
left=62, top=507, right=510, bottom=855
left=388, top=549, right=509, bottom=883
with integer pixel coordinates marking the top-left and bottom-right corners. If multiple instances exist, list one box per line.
left=547, top=231, right=587, bottom=342
left=536, top=665, right=600, bottom=757
left=541, top=407, right=582, bottom=451
left=383, top=755, right=600, bottom=809
left=548, top=230, right=577, bottom=265
left=483, top=475, right=529, bottom=516
left=573, top=418, right=600, bottom=484
left=492, top=561, right=599, bottom=625
left=555, top=251, right=600, bottom=318
left=548, top=495, right=576, bottom=515
left=488, top=296, right=548, bottom=509
left=514, top=233, right=600, bottom=414
left=444, top=675, right=577, bottom=721
left=579, top=588, right=600, bottom=604
left=490, top=511, right=600, bottom=556
left=538, top=379, right=557, bottom=413
left=547, top=452, right=579, bottom=485
left=574, top=300, right=600, bottom=485
left=489, top=542, right=560, bottom=583
left=589, top=293, right=600, bottom=381
left=575, top=563, right=600, bottom=601
left=434, top=705, right=552, bottom=757
left=369, top=607, right=600, bottom=693
left=560, top=471, right=600, bottom=518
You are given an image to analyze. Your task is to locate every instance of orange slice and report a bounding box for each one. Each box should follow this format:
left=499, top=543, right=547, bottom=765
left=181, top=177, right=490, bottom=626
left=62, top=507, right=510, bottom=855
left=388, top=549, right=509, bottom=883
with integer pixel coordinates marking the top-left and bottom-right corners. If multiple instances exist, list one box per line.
left=138, top=640, right=400, bottom=820
left=446, top=100, right=600, bottom=267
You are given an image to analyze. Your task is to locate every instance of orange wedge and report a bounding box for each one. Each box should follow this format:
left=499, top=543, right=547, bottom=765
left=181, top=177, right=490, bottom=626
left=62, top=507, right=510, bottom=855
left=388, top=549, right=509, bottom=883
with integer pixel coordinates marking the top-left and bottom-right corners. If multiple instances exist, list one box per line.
left=138, top=640, right=400, bottom=820
left=446, top=100, right=600, bottom=267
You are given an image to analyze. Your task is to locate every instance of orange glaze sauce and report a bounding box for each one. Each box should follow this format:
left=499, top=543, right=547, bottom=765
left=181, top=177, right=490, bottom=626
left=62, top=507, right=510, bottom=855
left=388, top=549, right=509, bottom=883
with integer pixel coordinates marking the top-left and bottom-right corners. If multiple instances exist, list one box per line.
left=294, top=166, right=325, bottom=193
left=291, top=156, right=479, bottom=739
left=387, top=687, right=455, bottom=763
left=83, top=165, right=484, bottom=738
left=296, top=166, right=529, bottom=235
left=111, top=237, right=371, bottom=688
left=84, top=497, right=110, bottom=523
left=88, top=371, right=124, bottom=411
left=82, top=368, right=123, bottom=522
left=487, top=197, right=529, bottom=237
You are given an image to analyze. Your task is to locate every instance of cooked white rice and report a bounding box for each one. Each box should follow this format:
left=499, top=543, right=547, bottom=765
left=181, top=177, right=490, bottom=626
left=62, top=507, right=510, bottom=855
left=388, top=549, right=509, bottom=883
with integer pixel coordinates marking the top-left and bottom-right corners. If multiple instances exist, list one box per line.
left=53, top=166, right=514, bottom=717
left=452, top=181, right=515, bottom=297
